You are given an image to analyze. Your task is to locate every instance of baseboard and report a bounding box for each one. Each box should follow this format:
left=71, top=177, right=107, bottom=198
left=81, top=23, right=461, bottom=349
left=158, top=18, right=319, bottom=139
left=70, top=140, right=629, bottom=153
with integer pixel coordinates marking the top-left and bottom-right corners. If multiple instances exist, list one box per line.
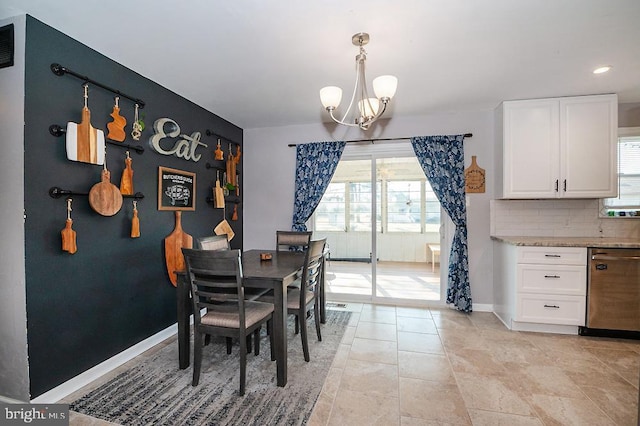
left=31, top=322, right=179, bottom=404
left=0, top=395, right=27, bottom=404
left=472, top=303, right=493, bottom=312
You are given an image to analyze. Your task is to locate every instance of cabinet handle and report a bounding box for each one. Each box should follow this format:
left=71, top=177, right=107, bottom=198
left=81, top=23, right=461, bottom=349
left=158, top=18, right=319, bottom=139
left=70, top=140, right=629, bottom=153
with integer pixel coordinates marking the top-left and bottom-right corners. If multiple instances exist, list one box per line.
left=544, top=275, right=560, bottom=278
left=544, top=254, right=561, bottom=258
left=543, top=304, right=560, bottom=309
left=563, top=179, right=567, bottom=192
left=555, top=179, right=559, bottom=192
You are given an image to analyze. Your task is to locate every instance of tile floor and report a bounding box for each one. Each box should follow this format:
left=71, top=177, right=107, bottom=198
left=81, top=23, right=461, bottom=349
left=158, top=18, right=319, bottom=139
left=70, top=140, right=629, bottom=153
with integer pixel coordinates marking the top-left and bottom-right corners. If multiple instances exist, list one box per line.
left=65, top=303, right=640, bottom=425
left=308, top=303, right=640, bottom=426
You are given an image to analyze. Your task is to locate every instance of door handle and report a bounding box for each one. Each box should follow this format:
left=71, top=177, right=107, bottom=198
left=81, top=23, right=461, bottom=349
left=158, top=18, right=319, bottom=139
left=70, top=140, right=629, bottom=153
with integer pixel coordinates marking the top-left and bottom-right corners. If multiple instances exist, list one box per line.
left=555, top=179, right=559, bottom=192
left=544, top=254, right=561, bottom=258
left=563, top=179, right=567, bottom=192
left=544, top=275, right=560, bottom=278
left=591, top=254, right=640, bottom=261
left=543, top=304, right=560, bottom=309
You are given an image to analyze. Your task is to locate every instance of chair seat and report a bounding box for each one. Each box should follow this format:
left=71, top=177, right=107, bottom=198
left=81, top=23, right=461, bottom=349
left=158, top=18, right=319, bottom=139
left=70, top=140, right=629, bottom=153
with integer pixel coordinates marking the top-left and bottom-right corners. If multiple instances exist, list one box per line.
left=201, top=301, right=274, bottom=328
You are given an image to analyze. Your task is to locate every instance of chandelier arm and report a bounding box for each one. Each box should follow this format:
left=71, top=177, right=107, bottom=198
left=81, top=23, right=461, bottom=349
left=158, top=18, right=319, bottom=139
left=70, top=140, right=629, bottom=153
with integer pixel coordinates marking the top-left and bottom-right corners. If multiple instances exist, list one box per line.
left=328, top=108, right=359, bottom=128
left=340, top=57, right=362, bottom=124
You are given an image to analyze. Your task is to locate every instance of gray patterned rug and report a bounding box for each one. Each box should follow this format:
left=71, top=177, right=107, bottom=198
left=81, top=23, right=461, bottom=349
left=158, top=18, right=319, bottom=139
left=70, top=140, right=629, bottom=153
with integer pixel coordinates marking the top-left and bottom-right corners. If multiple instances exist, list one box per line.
left=70, top=310, right=351, bottom=425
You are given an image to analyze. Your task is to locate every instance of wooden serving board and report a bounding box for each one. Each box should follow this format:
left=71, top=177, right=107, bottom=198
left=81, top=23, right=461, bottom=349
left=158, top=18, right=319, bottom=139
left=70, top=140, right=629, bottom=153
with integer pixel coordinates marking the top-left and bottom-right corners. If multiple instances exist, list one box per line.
left=164, top=211, right=193, bottom=286
left=66, top=107, right=105, bottom=165
left=464, top=155, right=486, bottom=193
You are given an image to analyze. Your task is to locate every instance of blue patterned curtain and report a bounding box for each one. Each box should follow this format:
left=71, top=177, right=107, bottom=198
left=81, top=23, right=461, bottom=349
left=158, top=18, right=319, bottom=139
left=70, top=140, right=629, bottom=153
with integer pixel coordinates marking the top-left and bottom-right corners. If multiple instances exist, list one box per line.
left=292, top=141, right=346, bottom=232
left=411, top=135, right=472, bottom=312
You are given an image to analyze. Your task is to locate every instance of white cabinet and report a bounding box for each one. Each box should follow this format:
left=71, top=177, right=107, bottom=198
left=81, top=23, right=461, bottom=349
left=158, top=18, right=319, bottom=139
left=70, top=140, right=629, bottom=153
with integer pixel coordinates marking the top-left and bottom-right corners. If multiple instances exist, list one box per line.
left=493, top=243, right=587, bottom=334
left=496, top=94, right=618, bottom=199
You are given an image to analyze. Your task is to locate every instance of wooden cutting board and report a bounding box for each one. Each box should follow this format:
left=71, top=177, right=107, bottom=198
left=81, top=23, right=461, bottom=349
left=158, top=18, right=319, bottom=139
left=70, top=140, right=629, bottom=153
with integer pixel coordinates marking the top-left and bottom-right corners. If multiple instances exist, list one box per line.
left=164, top=211, right=193, bottom=286
left=65, top=88, right=105, bottom=165
left=464, top=155, right=486, bottom=193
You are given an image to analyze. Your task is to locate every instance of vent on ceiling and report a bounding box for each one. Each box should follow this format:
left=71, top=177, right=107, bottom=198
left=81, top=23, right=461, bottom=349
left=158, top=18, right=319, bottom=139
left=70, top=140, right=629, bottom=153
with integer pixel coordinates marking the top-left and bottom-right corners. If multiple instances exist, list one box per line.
left=0, top=24, right=15, bottom=69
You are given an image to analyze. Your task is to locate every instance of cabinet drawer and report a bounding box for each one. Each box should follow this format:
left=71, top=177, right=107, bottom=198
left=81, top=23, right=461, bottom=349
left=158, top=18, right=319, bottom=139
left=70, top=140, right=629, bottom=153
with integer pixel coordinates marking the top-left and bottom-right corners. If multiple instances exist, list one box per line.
left=517, top=264, right=586, bottom=295
left=517, top=246, right=586, bottom=265
left=516, top=294, right=585, bottom=325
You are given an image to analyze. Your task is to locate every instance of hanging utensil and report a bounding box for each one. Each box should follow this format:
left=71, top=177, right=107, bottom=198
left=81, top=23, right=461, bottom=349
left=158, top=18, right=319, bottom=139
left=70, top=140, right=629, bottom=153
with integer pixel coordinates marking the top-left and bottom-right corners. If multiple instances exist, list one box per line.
left=214, top=138, right=224, bottom=160
left=106, top=96, right=127, bottom=142
left=65, top=84, right=105, bottom=165
left=214, top=170, right=225, bottom=208
left=164, top=211, right=193, bottom=286
left=89, top=148, right=123, bottom=216
left=61, top=198, right=77, bottom=254
left=231, top=203, right=238, bottom=221
left=131, top=103, right=142, bottom=141
left=119, top=150, right=134, bottom=195
left=131, top=200, right=140, bottom=238
left=226, top=143, right=236, bottom=187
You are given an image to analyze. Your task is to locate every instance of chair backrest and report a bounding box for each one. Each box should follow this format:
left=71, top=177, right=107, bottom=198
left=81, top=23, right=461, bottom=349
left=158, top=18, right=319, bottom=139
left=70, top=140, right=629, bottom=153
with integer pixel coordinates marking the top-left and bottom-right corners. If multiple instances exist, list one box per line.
left=182, top=248, right=247, bottom=330
left=300, top=238, right=326, bottom=304
left=197, top=234, right=230, bottom=251
left=276, top=231, right=312, bottom=252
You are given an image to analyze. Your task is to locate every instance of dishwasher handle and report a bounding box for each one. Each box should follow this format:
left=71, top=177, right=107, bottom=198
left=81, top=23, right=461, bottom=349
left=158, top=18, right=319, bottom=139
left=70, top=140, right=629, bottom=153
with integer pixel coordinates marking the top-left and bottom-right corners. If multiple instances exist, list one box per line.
left=591, top=254, right=640, bottom=261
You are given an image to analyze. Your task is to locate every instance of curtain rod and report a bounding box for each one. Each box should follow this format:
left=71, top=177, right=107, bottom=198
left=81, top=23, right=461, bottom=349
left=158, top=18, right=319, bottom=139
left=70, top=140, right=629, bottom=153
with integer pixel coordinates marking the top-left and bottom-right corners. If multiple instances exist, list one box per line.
left=287, top=133, right=472, bottom=147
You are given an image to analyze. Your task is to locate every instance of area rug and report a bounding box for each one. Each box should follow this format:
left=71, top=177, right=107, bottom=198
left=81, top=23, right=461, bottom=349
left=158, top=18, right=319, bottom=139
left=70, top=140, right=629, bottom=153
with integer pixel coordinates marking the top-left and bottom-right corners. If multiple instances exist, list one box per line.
left=70, top=310, right=351, bottom=426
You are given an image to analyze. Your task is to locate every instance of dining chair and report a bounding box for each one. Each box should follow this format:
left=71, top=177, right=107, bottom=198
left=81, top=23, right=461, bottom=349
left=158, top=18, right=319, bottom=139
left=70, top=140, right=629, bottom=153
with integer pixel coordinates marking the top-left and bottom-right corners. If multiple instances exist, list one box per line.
left=291, top=238, right=326, bottom=361
left=276, top=230, right=312, bottom=252
left=276, top=231, right=312, bottom=292
left=182, top=248, right=275, bottom=395
left=259, top=238, right=326, bottom=362
left=197, top=234, right=230, bottom=251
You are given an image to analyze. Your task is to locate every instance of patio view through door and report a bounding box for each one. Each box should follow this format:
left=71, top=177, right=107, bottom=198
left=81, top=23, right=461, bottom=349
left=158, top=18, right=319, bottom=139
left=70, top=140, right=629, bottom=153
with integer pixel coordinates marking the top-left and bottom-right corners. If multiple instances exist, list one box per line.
left=312, top=141, right=446, bottom=306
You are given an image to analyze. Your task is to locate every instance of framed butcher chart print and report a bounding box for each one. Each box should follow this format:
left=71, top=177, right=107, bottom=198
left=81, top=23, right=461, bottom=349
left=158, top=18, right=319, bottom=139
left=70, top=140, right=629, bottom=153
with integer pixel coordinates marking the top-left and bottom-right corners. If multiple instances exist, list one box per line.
left=158, top=166, right=196, bottom=211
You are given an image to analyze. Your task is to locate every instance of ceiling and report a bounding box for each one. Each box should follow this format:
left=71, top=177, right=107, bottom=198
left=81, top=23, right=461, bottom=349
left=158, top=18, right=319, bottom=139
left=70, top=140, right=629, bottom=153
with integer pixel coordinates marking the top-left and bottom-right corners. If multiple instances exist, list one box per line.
left=2, top=1, right=639, bottom=130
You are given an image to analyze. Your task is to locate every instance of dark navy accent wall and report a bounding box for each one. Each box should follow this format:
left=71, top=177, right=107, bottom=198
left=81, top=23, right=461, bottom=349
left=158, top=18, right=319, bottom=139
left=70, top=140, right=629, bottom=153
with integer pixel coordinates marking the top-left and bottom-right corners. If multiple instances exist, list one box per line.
left=23, top=16, right=243, bottom=397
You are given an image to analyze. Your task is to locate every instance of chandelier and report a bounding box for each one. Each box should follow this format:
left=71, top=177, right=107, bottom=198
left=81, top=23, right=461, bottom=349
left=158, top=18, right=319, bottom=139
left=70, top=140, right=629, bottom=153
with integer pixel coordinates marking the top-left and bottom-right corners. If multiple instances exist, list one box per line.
left=320, top=33, right=398, bottom=131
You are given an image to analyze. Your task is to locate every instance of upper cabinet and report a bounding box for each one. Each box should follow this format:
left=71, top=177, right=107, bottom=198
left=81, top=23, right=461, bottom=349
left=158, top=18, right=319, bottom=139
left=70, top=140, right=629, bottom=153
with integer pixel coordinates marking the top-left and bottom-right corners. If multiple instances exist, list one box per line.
left=496, top=94, right=618, bottom=199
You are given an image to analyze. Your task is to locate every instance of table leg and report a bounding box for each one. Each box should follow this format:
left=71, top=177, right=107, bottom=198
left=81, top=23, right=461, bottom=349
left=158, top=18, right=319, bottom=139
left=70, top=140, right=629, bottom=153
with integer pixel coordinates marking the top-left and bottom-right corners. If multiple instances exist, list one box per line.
left=272, top=280, right=288, bottom=387
left=177, top=274, right=190, bottom=370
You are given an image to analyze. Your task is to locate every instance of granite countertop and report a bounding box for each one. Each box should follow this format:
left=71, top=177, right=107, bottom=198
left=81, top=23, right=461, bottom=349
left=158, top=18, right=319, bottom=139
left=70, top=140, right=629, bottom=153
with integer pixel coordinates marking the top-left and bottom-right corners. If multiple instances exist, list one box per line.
left=491, top=236, right=640, bottom=248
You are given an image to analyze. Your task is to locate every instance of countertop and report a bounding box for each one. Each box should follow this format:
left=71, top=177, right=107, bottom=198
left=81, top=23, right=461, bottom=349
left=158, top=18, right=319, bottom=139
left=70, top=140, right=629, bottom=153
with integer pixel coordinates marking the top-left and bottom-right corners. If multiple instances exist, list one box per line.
left=491, top=236, right=640, bottom=248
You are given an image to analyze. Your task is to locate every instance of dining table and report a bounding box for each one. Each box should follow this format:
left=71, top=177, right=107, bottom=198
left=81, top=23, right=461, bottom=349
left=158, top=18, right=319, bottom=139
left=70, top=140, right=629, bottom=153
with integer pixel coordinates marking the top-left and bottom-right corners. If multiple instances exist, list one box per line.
left=176, top=249, right=306, bottom=387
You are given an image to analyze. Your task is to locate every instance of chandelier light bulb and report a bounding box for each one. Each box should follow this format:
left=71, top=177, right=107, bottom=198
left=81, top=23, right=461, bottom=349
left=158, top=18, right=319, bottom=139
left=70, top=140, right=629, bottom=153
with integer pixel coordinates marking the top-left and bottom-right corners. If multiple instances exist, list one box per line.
left=358, top=98, right=380, bottom=118
left=320, top=86, right=343, bottom=109
left=373, top=75, right=398, bottom=100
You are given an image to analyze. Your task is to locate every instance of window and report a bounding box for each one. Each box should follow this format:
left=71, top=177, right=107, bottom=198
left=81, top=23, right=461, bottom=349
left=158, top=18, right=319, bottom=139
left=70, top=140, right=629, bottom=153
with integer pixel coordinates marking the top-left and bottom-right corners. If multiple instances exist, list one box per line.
left=602, top=128, right=640, bottom=217
left=314, top=182, right=345, bottom=231
left=387, top=181, right=421, bottom=232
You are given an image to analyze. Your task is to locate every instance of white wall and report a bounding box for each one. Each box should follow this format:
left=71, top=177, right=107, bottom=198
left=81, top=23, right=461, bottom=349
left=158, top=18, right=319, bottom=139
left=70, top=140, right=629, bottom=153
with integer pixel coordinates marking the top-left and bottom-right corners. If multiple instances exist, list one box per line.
left=0, top=14, right=29, bottom=402
left=244, top=110, right=495, bottom=306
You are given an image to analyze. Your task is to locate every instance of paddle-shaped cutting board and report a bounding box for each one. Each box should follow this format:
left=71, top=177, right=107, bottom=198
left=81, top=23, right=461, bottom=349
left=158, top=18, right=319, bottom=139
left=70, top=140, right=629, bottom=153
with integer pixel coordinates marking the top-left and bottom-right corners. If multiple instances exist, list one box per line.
left=164, top=211, right=193, bottom=286
left=66, top=87, right=105, bottom=165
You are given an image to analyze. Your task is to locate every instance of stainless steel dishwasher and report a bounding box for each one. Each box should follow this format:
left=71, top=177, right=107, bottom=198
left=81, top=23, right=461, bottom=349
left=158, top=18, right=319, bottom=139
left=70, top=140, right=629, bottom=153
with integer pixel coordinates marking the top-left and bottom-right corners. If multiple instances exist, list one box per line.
left=579, top=248, right=640, bottom=338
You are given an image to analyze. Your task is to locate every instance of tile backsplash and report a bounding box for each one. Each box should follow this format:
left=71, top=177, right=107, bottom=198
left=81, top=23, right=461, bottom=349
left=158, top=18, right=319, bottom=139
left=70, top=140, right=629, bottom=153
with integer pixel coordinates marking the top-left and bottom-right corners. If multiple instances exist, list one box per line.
left=490, top=199, right=640, bottom=238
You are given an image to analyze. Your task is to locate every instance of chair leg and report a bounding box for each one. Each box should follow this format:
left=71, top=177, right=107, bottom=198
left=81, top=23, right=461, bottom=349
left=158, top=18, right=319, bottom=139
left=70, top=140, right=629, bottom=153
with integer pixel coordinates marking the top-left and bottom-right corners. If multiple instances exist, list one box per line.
left=192, top=331, right=203, bottom=386
left=226, top=337, right=232, bottom=354
left=246, top=335, right=252, bottom=354
left=254, top=327, right=261, bottom=356
left=294, top=315, right=299, bottom=334
left=239, top=333, right=247, bottom=396
left=300, top=311, right=310, bottom=362
left=268, top=320, right=275, bottom=361
left=314, top=301, right=322, bottom=342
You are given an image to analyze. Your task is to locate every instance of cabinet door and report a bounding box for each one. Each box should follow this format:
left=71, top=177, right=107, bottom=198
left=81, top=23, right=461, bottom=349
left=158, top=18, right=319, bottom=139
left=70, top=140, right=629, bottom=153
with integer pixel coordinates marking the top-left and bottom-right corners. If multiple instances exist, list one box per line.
left=503, top=99, right=560, bottom=198
left=560, top=94, right=618, bottom=198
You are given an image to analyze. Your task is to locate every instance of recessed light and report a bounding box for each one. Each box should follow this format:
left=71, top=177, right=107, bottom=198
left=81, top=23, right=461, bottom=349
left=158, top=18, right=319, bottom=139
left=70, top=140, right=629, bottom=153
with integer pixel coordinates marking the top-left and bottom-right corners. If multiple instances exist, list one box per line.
left=593, top=66, right=612, bottom=74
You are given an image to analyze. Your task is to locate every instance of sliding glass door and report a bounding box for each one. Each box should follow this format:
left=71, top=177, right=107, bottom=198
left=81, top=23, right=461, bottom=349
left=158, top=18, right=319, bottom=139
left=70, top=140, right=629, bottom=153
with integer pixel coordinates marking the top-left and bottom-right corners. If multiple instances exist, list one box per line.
left=313, top=141, right=446, bottom=306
